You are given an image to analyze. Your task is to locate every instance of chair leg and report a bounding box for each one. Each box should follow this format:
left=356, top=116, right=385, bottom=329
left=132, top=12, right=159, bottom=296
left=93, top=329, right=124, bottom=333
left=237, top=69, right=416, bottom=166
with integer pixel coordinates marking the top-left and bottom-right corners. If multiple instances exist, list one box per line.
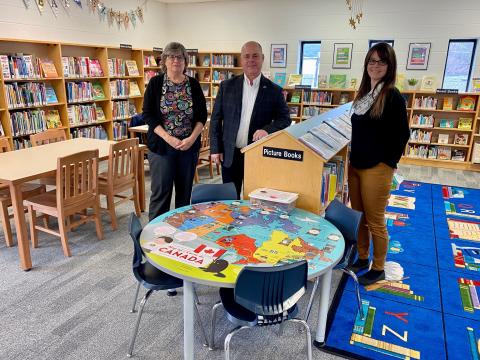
left=127, top=288, right=153, bottom=357
left=224, top=325, right=250, bottom=360
left=342, top=268, right=365, bottom=320
left=209, top=301, right=223, bottom=350
left=93, top=199, right=104, bottom=240
left=58, top=215, right=71, bottom=257
left=194, top=169, right=199, bottom=184
left=304, top=277, right=320, bottom=322
left=132, top=183, right=141, bottom=217
left=130, top=282, right=141, bottom=313
left=286, top=319, right=312, bottom=360
left=27, top=205, right=38, bottom=248
left=106, top=193, right=118, bottom=231
left=193, top=301, right=209, bottom=348
left=42, top=214, right=49, bottom=229
left=0, top=202, right=13, bottom=247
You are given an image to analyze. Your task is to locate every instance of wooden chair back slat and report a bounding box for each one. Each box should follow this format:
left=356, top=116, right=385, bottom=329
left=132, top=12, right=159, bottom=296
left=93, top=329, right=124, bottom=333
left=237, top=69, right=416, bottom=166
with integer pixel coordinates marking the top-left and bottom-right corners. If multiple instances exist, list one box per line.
left=0, top=138, right=12, bottom=153
left=200, top=121, right=210, bottom=152
left=109, top=139, right=138, bottom=188
left=31, top=129, right=66, bottom=147
left=57, top=150, right=99, bottom=209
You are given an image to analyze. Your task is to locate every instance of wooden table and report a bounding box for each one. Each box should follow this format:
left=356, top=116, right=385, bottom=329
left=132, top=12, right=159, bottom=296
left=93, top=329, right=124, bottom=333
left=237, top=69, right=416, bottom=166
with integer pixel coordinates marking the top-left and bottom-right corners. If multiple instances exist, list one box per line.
left=128, top=125, right=148, bottom=139
left=141, top=200, right=345, bottom=359
left=0, top=138, right=146, bottom=271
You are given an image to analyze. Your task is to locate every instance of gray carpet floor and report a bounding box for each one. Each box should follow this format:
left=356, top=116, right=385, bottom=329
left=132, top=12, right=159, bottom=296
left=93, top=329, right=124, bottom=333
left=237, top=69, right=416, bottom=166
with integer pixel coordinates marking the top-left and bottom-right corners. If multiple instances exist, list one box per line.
left=0, top=164, right=479, bottom=360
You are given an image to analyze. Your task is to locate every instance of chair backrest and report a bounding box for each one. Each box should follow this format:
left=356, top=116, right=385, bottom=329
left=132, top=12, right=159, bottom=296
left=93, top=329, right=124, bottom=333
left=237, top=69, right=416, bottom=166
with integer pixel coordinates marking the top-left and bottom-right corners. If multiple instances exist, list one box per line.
left=128, top=213, right=144, bottom=271
left=0, top=137, right=12, bottom=153
left=107, top=138, right=138, bottom=188
left=31, top=129, right=66, bottom=146
left=234, top=261, right=308, bottom=322
left=199, top=121, right=210, bottom=152
left=325, top=199, right=363, bottom=245
left=191, top=182, right=238, bottom=204
left=56, top=149, right=99, bottom=208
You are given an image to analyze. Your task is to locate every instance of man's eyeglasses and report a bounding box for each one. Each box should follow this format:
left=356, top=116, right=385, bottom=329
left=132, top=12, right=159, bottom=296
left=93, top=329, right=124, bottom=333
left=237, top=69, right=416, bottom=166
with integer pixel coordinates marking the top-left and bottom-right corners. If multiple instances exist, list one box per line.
left=166, top=55, right=185, bottom=61
left=368, top=59, right=387, bottom=66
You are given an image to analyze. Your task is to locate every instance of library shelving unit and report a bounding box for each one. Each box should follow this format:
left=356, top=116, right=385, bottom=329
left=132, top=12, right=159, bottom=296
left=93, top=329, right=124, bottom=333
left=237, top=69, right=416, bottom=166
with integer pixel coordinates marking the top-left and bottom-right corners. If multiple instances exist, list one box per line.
left=210, top=52, right=242, bottom=114
left=142, top=48, right=162, bottom=88
left=242, top=104, right=351, bottom=214
left=282, top=87, right=356, bottom=123
left=400, top=90, right=480, bottom=171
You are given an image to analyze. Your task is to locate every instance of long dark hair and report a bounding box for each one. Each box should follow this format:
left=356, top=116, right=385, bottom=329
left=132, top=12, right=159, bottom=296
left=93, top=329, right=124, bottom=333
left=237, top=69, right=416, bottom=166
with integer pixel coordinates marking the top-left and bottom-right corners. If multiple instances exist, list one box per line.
left=354, top=43, right=397, bottom=118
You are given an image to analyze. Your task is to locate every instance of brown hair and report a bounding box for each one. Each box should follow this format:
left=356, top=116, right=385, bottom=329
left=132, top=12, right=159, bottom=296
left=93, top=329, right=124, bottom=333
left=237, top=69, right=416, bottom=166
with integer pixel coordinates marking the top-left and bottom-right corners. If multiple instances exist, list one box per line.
left=160, top=42, right=188, bottom=74
left=354, top=42, right=397, bottom=118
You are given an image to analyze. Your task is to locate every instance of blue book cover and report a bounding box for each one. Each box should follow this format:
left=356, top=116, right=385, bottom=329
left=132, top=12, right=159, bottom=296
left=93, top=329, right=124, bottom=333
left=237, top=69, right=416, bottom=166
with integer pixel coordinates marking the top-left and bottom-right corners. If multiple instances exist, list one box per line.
left=45, top=85, right=58, bottom=104
left=273, top=72, right=286, bottom=87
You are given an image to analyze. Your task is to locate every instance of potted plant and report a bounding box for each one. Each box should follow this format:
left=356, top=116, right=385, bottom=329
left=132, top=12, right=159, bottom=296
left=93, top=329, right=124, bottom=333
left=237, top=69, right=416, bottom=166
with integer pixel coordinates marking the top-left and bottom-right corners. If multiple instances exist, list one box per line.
left=407, top=78, right=418, bottom=90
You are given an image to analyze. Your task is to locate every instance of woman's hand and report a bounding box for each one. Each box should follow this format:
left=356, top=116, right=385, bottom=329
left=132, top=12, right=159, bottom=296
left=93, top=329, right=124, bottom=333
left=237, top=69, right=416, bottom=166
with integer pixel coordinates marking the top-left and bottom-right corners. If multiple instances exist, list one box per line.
left=165, top=134, right=182, bottom=149
left=178, top=136, right=196, bottom=151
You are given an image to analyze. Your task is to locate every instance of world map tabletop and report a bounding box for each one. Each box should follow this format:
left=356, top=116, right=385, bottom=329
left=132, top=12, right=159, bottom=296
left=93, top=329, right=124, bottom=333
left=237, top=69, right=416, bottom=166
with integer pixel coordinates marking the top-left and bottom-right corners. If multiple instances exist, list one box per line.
left=141, top=200, right=345, bottom=286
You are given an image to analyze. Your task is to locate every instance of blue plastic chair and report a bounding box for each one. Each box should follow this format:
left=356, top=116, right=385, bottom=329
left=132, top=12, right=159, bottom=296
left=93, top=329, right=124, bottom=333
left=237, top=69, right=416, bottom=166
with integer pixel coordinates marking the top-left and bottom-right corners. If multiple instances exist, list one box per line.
left=191, top=182, right=238, bottom=204
left=127, top=213, right=208, bottom=357
left=210, top=261, right=312, bottom=360
left=304, top=199, right=365, bottom=323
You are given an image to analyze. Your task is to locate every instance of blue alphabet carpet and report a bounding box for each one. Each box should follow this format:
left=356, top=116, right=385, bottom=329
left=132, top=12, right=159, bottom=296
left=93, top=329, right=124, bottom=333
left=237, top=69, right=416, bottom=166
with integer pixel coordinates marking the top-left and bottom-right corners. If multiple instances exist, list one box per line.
left=323, top=181, right=480, bottom=360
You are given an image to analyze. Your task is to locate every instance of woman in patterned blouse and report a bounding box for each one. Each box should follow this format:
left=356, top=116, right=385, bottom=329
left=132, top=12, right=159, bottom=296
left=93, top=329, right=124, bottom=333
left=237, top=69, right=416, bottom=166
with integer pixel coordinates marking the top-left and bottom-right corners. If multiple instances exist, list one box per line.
left=143, top=42, right=207, bottom=221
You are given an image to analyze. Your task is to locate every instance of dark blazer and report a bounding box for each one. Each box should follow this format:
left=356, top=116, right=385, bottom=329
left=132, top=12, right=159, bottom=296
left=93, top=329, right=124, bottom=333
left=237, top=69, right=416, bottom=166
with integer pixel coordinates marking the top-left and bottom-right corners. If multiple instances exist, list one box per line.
left=142, top=73, right=207, bottom=155
left=209, top=74, right=291, bottom=168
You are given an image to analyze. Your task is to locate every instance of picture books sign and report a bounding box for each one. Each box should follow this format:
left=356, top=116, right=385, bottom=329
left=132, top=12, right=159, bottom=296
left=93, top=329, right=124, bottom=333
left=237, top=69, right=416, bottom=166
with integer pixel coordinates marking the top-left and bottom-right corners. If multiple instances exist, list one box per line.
left=270, top=44, right=287, bottom=68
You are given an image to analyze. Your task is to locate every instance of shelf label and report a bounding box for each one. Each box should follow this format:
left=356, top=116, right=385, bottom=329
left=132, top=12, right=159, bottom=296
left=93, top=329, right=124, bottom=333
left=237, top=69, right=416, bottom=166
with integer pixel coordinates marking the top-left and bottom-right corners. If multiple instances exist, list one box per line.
left=436, top=88, right=459, bottom=94
left=153, top=47, right=163, bottom=52
left=120, top=43, right=132, bottom=49
left=186, top=48, right=198, bottom=53
left=262, top=146, right=303, bottom=162
left=295, top=84, right=312, bottom=90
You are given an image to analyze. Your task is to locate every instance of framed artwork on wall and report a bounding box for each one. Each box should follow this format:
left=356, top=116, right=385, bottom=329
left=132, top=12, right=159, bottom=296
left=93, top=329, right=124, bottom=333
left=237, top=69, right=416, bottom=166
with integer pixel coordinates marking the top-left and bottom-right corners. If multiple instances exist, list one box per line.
left=369, top=40, right=394, bottom=48
left=406, top=42, right=431, bottom=70
left=332, top=43, right=353, bottom=69
left=270, top=44, right=287, bottom=68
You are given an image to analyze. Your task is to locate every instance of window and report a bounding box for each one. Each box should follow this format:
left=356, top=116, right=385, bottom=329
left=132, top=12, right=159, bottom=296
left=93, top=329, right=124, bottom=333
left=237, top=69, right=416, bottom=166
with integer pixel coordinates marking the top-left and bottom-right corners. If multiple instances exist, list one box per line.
left=442, top=39, right=477, bottom=92
left=299, top=41, right=321, bottom=87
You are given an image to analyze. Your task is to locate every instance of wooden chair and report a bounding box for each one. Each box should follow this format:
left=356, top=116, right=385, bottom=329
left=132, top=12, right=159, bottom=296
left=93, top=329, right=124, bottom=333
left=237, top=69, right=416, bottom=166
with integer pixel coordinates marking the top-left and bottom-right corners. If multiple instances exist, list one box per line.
left=24, top=149, right=104, bottom=257
left=30, top=129, right=66, bottom=146
left=98, top=138, right=140, bottom=231
left=195, top=122, right=220, bottom=183
left=0, top=137, right=46, bottom=247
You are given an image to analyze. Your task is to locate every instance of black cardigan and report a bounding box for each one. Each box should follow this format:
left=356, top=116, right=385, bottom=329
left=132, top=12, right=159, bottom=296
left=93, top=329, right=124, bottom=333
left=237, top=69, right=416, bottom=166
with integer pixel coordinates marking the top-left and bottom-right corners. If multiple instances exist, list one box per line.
left=142, top=74, right=208, bottom=155
left=350, top=88, right=410, bottom=169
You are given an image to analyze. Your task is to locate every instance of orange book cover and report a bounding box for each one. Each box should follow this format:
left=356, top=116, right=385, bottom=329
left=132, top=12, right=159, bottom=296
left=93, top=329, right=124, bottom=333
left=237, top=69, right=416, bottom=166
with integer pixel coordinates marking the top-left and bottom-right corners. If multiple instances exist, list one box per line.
left=40, top=58, right=58, bottom=78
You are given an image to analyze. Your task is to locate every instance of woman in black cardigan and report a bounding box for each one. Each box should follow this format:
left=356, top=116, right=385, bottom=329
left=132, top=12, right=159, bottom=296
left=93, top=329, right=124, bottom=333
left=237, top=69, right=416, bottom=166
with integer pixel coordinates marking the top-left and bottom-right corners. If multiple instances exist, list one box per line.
left=143, top=42, right=207, bottom=221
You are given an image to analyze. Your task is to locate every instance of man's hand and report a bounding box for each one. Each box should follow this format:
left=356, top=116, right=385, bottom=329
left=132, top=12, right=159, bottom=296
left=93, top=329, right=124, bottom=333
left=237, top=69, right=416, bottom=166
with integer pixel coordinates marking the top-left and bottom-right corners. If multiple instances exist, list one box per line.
left=252, top=129, right=268, bottom=142
left=178, top=136, right=195, bottom=151
left=211, top=153, right=223, bottom=165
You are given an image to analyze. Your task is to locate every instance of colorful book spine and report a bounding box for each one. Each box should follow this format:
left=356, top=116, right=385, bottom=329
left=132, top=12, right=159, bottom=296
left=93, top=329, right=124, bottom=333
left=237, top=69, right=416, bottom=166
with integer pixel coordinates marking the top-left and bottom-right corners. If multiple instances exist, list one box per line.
left=459, top=283, right=475, bottom=312
left=467, top=327, right=480, bottom=360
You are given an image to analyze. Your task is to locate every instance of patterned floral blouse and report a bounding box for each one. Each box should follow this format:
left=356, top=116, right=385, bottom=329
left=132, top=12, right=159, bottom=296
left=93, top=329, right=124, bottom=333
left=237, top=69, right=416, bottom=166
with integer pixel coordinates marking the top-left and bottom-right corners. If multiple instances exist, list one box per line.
left=160, top=75, right=194, bottom=139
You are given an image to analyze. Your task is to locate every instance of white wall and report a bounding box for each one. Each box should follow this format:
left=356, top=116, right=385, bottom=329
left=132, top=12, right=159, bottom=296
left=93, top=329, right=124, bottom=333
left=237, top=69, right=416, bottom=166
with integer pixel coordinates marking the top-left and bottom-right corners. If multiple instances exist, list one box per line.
left=0, top=0, right=168, bottom=48
left=164, top=0, right=480, bottom=89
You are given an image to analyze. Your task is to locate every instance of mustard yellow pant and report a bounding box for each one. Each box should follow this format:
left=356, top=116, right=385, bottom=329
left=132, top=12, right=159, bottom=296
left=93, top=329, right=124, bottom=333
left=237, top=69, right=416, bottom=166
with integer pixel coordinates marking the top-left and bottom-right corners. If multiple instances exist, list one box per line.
left=348, top=163, right=394, bottom=271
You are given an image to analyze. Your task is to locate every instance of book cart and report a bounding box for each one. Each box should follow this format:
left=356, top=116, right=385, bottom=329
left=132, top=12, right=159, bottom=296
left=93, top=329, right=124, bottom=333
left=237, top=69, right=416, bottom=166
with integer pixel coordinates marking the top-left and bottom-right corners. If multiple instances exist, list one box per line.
left=242, top=104, right=352, bottom=215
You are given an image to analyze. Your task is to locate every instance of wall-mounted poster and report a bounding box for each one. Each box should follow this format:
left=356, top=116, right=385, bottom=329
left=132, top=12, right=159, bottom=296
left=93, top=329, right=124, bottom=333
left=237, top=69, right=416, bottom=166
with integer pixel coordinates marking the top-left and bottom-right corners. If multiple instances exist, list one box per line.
left=332, top=43, right=353, bottom=69
left=407, top=43, right=431, bottom=70
left=270, top=44, right=287, bottom=68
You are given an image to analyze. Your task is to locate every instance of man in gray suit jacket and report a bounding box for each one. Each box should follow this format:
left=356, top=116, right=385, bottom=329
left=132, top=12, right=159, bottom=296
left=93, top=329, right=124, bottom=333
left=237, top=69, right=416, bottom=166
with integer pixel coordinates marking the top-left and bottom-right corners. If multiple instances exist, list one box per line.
left=210, top=41, right=291, bottom=198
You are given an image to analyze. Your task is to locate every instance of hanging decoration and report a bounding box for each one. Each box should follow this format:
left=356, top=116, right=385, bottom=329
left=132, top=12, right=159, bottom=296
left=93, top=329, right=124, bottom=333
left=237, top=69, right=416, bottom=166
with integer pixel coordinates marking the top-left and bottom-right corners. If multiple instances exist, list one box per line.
left=73, top=0, right=81, bottom=7
left=346, top=0, right=364, bottom=30
left=48, top=0, right=59, bottom=17
left=61, top=0, right=70, bottom=8
left=23, top=0, right=31, bottom=9
left=35, top=0, right=45, bottom=13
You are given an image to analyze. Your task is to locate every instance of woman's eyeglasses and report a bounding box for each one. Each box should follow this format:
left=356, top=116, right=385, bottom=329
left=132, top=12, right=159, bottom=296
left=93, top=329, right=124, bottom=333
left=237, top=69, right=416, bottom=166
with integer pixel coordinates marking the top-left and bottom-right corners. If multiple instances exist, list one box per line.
left=368, top=59, right=387, bottom=66
left=166, top=55, right=185, bottom=61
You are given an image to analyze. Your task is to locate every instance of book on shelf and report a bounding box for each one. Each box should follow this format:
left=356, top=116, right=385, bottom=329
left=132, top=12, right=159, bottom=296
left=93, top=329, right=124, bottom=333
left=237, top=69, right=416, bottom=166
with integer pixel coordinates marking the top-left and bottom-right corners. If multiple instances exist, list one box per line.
left=420, top=75, right=437, bottom=91
left=273, top=72, right=286, bottom=87
left=328, top=74, right=347, bottom=89
left=326, top=116, right=351, bottom=139
left=395, top=73, right=406, bottom=92
left=437, top=133, right=450, bottom=144
left=45, top=85, right=58, bottom=104
left=299, top=132, right=336, bottom=160
left=437, top=146, right=451, bottom=160
left=457, top=96, right=476, bottom=110
left=309, top=122, right=349, bottom=150
left=472, top=78, right=480, bottom=93
left=203, top=70, right=211, bottom=82
left=339, top=92, right=350, bottom=105
left=202, top=55, right=210, bottom=67
left=39, top=58, right=58, bottom=78
left=288, top=106, right=299, bottom=117
left=88, top=59, right=103, bottom=77
left=439, top=119, right=455, bottom=128
left=201, top=84, right=209, bottom=97
left=287, top=74, right=302, bottom=87
left=44, top=110, right=61, bottom=129
left=144, top=55, right=157, bottom=67
left=458, top=117, right=473, bottom=130
left=472, top=142, right=480, bottom=163
left=454, top=133, right=468, bottom=145
left=92, top=83, right=106, bottom=100
left=125, top=60, right=139, bottom=76
left=212, top=85, right=219, bottom=98
left=442, top=96, right=453, bottom=110
left=129, top=81, right=141, bottom=96
left=0, top=55, right=11, bottom=79
left=0, top=122, right=4, bottom=136
left=428, top=146, right=438, bottom=159
left=96, top=107, right=106, bottom=121
left=318, top=75, right=328, bottom=88
left=290, top=91, right=301, bottom=103
left=451, top=149, right=466, bottom=161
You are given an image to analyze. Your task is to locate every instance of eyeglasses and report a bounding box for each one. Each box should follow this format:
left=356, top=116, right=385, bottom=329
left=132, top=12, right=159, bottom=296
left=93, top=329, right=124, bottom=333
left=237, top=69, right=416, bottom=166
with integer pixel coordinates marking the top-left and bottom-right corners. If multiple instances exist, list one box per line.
left=368, top=59, right=387, bottom=66
left=166, top=55, right=185, bottom=62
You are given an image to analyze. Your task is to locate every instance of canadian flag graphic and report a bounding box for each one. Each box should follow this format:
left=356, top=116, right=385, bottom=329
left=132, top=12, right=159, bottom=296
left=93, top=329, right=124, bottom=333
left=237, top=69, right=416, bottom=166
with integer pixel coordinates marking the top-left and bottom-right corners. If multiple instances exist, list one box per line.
left=194, top=244, right=226, bottom=258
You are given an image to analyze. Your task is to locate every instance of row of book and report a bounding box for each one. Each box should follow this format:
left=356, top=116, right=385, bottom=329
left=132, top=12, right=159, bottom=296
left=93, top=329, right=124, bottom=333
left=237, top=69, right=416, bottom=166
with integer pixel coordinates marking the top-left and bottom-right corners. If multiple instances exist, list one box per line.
left=410, top=129, right=469, bottom=145
left=413, top=96, right=438, bottom=109
left=212, top=70, right=235, bottom=83
left=66, top=81, right=95, bottom=103
left=5, top=82, right=58, bottom=108
left=144, top=55, right=159, bottom=67
left=187, top=54, right=198, bottom=68
left=108, top=58, right=139, bottom=77
left=473, top=142, right=480, bottom=164
left=299, top=112, right=352, bottom=161
left=411, top=114, right=473, bottom=130
left=62, top=56, right=103, bottom=78
left=211, top=55, right=237, bottom=67
left=113, top=100, right=137, bottom=120
left=67, top=104, right=105, bottom=126
left=144, top=70, right=159, bottom=85
left=405, top=144, right=466, bottom=161
left=10, top=109, right=49, bottom=136
left=109, top=80, right=141, bottom=98
left=70, top=126, right=107, bottom=140
left=320, top=156, right=345, bottom=208
left=113, top=120, right=128, bottom=141
left=13, top=138, right=32, bottom=150
left=1, top=54, right=40, bottom=79
left=303, top=106, right=330, bottom=117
